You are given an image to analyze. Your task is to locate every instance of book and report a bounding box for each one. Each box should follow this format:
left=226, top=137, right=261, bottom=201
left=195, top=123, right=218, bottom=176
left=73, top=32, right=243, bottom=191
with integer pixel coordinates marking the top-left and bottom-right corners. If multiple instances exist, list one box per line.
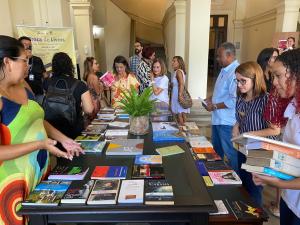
left=105, top=129, right=128, bottom=139
left=144, top=179, right=174, bottom=205
left=22, top=180, right=71, bottom=206
left=153, top=131, right=185, bottom=143
left=82, top=124, right=107, bottom=135
left=241, top=164, right=295, bottom=180
left=48, top=166, right=89, bottom=180
left=181, top=122, right=201, bottom=136
left=99, top=107, right=115, bottom=113
left=231, top=133, right=300, bottom=158
left=75, top=134, right=101, bottom=142
left=132, top=164, right=165, bottom=179
left=78, top=141, right=106, bottom=153
left=99, top=71, right=115, bottom=87
left=106, top=139, right=144, bottom=156
left=152, top=122, right=179, bottom=132
left=245, top=157, right=273, bottom=167
left=116, top=113, right=130, bottom=119
left=61, top=180, right=95, bottom=204
left=134, top=155, right=162, bottom=165
left=210, top=200, right=229, bottom=215
left=246, top=149, right=274, bottom=158
left=225, top=199, right=266, bottom=220
left=97, top=113, right=116, bottom=121
left=278, top=39, right=287, bottom=50
left=87, top=179, right=120, bottom=205
left=208, top=171, right=242, bottom=185
left=195, top=161, right=214, bottom=186
left=205, top=153, right=222, bottom=161
left=190, top=140, right=213, bottom=149
left=91, top=166, right=128, bottom=180
left=156, top=145, right=185, bottom=156
left=108, top=121, right=129, bottom=128
left=270, top=159, right=300, bottom=177
left=118, top=179, right=144, bottom=204
left=204, top=161, right=231, bottom=171
left=91, top=119, right=112, bottom=125
left=192, top=147, right=215, bottom=154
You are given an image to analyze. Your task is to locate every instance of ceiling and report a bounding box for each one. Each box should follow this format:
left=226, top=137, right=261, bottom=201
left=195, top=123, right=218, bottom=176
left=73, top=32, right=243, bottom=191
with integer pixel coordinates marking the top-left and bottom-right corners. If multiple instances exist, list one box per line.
left=111, top=0, right=175, bottom=24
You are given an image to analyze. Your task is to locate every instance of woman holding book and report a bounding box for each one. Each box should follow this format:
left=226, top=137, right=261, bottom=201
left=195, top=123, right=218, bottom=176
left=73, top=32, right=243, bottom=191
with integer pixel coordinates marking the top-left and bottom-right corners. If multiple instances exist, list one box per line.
left=252, top=48, right=300, bottom=225
left=83, top=57, right=104, bottom=115
left=111, top=56, right=139, bottom=108
left=0, top=35, right=83, bottom=225
left=232, top=61, right=280, bottom=206
left=149, top=58, right=169, bottom=110
left=171, top=56, right=190, bottom=125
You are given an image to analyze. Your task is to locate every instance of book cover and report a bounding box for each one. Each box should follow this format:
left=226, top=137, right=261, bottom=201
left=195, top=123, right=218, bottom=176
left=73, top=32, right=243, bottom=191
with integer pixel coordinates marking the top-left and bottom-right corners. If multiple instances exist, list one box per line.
left=190, top=140, right=213, bottom=148
left=99, top=107, right=115, bottom=113
left=134, top=155, right=162, bottom=165
left=78, top=141, right=106, bottom=153
left=108, top=121, right=129, bottom=128
left=91, top=119, right=112, bottom=125
left=87, top=179, right=120, bottom=205
left=48, top=166, right=89, bottom=180
left=273, top=151, right=300, bottom=167
left=241, top=164, right=295, bottom=180
left=192, top=147, right=215, bottom=154
left=144, top=179, right=174, bottom=205
left=82, top=124, right=107, bottom=135
left=247, top=150, right=274, bottom=158
left=205, top=153, right=222, bottom=161
left=155, top=145, right=185, bottom=156
left=75, top=134, right=101, bottom=142
left=181, top=122, right=201, bottom=136
left=195, top=161, right=214, bottom=187
left=91, top=166, right=128, bottom=180
left=153, top=131, right=185, bottom=143
left=106, top=139, right=144, bottom=156
left=210, top=200, right=229, bottom=215
left=105, top=129, right=129, bottom=139
left=225, top=199, right=266, bottom=220
left=132, top=164, right=165, bottom=179
left=231, top=133, right=300, bottom=158
left=61, top=180, right=95, bottom=204
left=278, top=39, right=287, bottom=50
left=245, top=157, right=273, bottom=167
left=118, top=179, right=144, bottom=204
left=152, top=122, right=179, bottom=132
left=22, top=180, right=71, bottom=206
left=204, top=161, right=231, bottom=171
left=99, top=71, right=115, bottom=87
left=208, top=171, right=242, bottom=185
left=270, top=159, right=300, bottom=177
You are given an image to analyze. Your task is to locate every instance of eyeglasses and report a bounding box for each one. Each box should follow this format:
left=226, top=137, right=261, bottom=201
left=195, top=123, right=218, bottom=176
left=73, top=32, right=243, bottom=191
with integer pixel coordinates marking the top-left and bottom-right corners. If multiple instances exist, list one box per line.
left=234, top=78, right=249, bottom=85
left=12, top=57, right=29, bottom=65
left=24, top=45, right=32, bottom=51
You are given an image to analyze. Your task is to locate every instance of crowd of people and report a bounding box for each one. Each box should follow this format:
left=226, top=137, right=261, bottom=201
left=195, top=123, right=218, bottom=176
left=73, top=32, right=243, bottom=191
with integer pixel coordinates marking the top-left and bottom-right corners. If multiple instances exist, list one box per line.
left=0, top=33, right=299, bottom=225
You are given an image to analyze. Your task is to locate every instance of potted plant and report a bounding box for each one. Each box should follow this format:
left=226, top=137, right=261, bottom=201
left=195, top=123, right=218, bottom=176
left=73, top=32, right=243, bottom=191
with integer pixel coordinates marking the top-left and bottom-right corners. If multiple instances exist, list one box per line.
left=118, top=86, right=155, bottom=135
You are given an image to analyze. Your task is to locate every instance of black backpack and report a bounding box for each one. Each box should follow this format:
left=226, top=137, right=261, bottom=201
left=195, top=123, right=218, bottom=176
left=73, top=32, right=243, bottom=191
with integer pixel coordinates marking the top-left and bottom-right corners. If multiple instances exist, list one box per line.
left=43, top=78, right=79, bottom=127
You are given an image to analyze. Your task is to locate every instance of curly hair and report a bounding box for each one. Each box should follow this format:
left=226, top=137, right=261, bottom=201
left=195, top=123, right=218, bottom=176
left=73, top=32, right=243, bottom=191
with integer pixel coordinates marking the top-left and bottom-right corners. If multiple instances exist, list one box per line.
left=52, top=52, right=74, bottom=77
left=173, top=56, right=186, bottom=74
left=263, top=48, right=300, bottom=125
left=83, top=56, right=95, bottom=81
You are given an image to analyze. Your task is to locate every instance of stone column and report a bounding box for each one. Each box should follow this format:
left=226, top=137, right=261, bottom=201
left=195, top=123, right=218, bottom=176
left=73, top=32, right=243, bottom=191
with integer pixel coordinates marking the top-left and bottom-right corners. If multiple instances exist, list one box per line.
left=185, top=0, right=211, bottom=98
left=70, top=0, right=94, bottom=76
left=0, top=0, right=13, bottom=36
left=276, top=0, right=300, bottom=32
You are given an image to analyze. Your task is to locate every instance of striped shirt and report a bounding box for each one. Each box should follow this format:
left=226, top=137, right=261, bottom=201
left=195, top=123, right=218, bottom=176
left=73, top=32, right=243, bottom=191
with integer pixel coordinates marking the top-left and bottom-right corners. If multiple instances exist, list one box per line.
left=236, top=93, right=275, bottom=139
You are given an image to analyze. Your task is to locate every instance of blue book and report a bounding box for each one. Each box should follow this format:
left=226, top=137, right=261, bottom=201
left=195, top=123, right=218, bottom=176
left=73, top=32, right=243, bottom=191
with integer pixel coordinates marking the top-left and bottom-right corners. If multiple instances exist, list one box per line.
left=263, top=167, right=295, bottom=180
left=135, top=155, right=162, bottom=165
left=153, top=131, right=185, bottom=143
left=195, top=161, right=209, bottom=176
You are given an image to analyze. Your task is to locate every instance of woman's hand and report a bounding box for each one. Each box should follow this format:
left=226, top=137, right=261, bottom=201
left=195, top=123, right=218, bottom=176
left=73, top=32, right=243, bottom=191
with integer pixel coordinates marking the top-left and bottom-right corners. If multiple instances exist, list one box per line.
left=61, top=138, right=84, bottom=157
left=232, top=124, right=240, bottom=138
left=252, top=173, right=281, bottom=187
left=42, top=138, right=72, bottom=160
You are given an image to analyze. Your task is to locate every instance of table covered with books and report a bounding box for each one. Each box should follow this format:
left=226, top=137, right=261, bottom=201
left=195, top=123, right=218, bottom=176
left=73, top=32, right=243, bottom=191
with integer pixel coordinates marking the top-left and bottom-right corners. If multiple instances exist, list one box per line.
left=18, top=108, right=269, bottom=225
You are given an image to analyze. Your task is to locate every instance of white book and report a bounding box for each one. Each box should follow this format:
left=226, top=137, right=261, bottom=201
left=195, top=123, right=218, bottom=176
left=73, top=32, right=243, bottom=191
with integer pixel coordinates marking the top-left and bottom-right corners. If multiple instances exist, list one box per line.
left=105, top=129, right=129, bottom=137
left=152, top=122, right=179, bottom=132
left=210, top=200, right=229, bottom=215
left=270, top=159, right=300, bottom=177
left=118, top=180, right=144, bottom=204
left=190, top=140, right=213, bottom=148
left=106, top=139, right=144, bottom=156
left=97, top=114, right=116, bottom=121
left=273, top=151, right=300, bottom=167
left=109, top=121, right=129, bottom=128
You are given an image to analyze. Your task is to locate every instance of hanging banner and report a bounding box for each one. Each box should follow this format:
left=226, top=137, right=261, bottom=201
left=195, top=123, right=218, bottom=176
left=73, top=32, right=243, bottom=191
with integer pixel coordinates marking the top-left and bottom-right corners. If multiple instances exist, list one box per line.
left=16, top=26, right=77, bottom=73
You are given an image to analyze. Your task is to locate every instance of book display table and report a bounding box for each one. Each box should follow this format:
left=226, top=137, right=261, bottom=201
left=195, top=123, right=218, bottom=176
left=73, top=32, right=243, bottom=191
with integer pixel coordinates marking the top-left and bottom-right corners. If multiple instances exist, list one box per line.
left=19, top=132, right=216, bottom=225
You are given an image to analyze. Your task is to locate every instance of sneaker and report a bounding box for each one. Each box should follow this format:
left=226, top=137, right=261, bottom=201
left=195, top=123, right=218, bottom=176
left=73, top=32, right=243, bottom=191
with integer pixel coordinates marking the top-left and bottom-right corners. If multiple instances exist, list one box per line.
left=268, top=204, right=280, bottom=217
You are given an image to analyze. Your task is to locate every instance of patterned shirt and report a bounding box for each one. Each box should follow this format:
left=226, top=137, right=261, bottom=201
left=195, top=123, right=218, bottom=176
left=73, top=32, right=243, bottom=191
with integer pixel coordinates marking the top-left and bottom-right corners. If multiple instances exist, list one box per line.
left=137, top=59, right=151, bottom=94
left=129, top=54, right=141, bottom=76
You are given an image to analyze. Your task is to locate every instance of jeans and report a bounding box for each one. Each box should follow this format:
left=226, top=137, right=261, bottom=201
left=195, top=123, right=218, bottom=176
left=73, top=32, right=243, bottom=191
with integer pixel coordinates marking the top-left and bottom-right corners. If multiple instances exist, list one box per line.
left=238, top=152, right=263, bottom=206
left=211, top=125, right=238, bottom=173
left=280, top=198, right=300, bottom=225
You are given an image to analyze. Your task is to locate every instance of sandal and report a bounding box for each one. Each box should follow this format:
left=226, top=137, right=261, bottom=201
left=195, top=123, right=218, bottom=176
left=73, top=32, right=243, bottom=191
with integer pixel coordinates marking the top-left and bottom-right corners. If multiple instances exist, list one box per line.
left=267, top=204, right=280, bottom=217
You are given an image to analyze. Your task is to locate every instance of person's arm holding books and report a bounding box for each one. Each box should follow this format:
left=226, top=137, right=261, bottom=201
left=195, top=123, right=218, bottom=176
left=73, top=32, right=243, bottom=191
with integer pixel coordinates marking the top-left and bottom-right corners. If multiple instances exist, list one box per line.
left=245, top=122, right=280, bottom=137
left=253, top=174, right=300, bottom=189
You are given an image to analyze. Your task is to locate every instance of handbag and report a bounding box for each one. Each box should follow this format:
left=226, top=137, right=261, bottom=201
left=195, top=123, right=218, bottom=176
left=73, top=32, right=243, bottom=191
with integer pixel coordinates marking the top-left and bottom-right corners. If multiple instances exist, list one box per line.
left=179, top=86, right=193, bottom=109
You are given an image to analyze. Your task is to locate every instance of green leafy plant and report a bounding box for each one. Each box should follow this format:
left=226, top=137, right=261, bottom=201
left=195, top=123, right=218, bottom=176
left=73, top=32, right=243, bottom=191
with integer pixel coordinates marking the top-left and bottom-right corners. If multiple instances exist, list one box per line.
left=118, top=86, right=156, bottom=117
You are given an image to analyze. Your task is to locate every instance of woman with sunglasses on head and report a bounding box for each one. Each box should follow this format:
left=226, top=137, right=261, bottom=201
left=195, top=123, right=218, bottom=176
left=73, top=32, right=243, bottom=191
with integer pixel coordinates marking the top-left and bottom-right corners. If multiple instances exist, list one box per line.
left=253, top=49, right=300, bottom=225
left=232, top=61, right=280, bottom=206
left=0, top=35, right=84, bottom=225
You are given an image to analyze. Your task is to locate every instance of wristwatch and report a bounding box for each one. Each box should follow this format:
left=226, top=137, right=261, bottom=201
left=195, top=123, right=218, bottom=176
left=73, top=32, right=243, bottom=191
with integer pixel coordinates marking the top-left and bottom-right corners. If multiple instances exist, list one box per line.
left=213, top=104, right=218, bottom=110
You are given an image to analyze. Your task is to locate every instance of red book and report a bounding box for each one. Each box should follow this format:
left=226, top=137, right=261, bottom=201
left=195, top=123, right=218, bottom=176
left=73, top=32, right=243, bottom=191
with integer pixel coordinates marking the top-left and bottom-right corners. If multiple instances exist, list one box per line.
left=100, top=72, right=115, bottom=87
left=91, top=166, right=127, bottom=179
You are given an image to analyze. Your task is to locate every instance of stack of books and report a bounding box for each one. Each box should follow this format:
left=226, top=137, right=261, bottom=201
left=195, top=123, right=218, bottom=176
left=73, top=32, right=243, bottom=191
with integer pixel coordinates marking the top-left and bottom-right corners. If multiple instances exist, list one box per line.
left=152, top=122, right=185, bottom=143
left=232, top=133, right=300, bottom=180
left=189, top=136, right=221, bottom=161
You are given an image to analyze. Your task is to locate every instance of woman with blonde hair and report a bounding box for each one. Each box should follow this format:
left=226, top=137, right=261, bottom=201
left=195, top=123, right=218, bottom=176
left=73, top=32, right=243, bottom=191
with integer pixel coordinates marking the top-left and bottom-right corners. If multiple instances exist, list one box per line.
left=149, top=58, right=169, bottom=110
left=83, top=57, right=103, bottom=114
left=232, top=61, right=280, bottom=205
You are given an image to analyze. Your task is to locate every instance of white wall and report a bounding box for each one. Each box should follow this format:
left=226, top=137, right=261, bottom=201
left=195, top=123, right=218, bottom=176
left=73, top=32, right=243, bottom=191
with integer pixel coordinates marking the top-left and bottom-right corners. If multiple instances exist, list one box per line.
left=135, top=22, right=164, bottom=45
left=0, top=0, right=13, bottom=36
